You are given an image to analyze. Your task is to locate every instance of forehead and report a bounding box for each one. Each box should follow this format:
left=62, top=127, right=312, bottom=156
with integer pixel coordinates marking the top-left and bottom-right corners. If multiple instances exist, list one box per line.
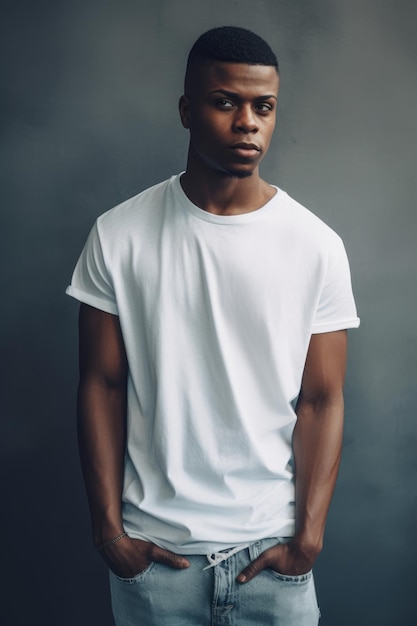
left=191, top=62, right=279, bottom=97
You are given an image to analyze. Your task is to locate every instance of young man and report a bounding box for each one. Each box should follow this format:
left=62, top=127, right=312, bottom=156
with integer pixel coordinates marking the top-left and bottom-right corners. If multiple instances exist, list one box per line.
left=67, top=26, right=359, bottom=625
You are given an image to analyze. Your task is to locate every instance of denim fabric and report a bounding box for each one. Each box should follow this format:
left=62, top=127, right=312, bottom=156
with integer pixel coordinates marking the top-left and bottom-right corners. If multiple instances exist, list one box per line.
left=109, top=537, right=320, bottom=625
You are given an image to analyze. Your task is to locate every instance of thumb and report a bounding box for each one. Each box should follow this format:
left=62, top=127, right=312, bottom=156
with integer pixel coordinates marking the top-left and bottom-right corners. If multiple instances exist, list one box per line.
left=237, top=554, right=267, bottom=584
left=151, top=545, right=191, bottom=569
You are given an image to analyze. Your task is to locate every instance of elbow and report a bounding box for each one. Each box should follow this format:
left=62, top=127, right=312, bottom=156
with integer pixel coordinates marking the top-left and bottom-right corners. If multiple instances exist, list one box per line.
left=296, top=388, right=344, bottom=417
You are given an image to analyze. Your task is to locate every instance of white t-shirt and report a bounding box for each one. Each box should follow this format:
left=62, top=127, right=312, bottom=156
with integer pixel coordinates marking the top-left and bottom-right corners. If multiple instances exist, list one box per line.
left=67, top=174, right=360, bottom=554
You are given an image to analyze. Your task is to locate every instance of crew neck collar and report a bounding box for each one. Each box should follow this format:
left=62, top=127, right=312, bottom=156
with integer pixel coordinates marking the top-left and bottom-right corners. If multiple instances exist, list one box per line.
left=172, top=173, right=282, bottom=225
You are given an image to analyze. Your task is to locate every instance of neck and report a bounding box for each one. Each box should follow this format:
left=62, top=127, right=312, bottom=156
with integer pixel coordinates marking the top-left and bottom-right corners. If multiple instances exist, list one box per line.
left=180, top=158, right=275, bottom=216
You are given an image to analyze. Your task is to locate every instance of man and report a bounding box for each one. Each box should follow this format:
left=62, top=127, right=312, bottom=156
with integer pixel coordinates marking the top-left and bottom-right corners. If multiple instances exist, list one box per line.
left=67, top=26, right=359, bottom=625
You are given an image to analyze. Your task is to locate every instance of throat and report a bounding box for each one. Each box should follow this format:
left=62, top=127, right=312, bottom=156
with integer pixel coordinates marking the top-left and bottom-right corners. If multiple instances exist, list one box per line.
left=180, top=171, right=276, bottom=216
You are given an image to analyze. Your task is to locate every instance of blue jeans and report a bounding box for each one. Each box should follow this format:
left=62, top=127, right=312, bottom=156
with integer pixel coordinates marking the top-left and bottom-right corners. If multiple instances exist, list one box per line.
left=109, top=537, right=320, bottom=625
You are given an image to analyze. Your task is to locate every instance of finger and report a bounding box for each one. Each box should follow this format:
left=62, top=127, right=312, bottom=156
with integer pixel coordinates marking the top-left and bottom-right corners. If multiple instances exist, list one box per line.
left=151, top=545, right=190, bottom=569
left=237, top=554, right=268, bottom=584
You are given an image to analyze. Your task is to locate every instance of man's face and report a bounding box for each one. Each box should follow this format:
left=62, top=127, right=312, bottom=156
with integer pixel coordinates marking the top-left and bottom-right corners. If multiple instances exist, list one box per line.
left=180, top=62, right=279, bottom=178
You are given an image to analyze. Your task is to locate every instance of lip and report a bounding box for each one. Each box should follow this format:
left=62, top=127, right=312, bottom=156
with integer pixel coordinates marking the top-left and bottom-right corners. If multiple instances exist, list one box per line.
left=230, top=142, right=260, bottom=151
left=229, top=142, right=261, bottom=159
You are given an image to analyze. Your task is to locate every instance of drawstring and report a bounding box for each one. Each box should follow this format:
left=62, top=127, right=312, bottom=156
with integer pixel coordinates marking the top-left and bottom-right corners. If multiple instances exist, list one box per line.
left=203, top=543, right=251, bottom=571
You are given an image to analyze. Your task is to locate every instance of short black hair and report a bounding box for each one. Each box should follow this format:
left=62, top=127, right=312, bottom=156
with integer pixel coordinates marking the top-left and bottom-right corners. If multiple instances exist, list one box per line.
left=185, top=26, right=278, bottom=92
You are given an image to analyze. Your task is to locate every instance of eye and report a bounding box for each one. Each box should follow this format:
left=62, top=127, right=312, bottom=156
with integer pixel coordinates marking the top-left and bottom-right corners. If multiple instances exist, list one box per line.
left=216, top=98, right=234, bottom=109
left=255, top=102, right=273, bottom=113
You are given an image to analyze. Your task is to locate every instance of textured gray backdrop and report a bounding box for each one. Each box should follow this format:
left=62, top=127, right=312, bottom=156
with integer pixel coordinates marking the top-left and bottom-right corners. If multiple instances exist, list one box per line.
left=1, top=1, right=416, bottom=624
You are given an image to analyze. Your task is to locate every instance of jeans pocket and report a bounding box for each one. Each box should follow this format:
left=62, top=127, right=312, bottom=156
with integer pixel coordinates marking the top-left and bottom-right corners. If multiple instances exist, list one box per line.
left=269, top=569, right=312, bottom=584
left=114, top=561, right=156, bottom=584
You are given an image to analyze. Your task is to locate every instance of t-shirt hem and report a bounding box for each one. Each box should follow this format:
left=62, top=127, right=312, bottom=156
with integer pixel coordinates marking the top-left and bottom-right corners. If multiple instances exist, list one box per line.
left=65, top=285, right=119, bottom=315
left=124, top=522, right=295, bottom=556
left=311, top=317, right=360, bottom=334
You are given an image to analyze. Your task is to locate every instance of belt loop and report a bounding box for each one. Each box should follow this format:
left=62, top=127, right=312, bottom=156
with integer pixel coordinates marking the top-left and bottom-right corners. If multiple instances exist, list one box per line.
left=248, top=540, right=261, bottom=560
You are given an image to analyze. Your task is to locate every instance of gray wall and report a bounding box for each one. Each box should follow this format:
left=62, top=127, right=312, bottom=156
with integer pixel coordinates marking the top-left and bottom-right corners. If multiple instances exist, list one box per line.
left=2, top=1, right=416, bottom=624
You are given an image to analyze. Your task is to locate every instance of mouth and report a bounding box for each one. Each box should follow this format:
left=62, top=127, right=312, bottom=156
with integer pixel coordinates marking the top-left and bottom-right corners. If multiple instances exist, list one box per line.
left=229, top=142, right=261, bottom=159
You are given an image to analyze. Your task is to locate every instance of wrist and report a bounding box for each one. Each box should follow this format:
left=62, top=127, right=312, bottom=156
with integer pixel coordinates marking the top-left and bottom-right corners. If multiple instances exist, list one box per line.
left=293, top=519, right=325, bottom=553
left=92, top=519, right=125, bottom=548
left=290, top=535, right=323, bottom=561
left=96, top=531, right=128, bottom=551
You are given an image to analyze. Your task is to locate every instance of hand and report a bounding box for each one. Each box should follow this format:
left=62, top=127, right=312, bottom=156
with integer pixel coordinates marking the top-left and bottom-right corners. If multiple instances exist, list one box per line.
left=237, top=540, right=318, bottom=584
left=98, top=535, right=190, bottom=578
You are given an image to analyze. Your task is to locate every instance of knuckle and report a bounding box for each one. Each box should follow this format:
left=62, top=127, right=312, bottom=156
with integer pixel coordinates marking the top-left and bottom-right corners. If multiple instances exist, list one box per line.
left=246, top=561, right=260, bottom=576
left=167, top=552, right=185, bottom=568
left=161, top=551, right=172, bottom=564
left=152, top=545, right=170, bottom=564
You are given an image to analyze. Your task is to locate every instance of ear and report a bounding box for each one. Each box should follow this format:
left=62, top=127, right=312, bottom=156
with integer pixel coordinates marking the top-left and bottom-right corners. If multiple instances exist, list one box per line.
left=179, top=95, right=191, bottom=129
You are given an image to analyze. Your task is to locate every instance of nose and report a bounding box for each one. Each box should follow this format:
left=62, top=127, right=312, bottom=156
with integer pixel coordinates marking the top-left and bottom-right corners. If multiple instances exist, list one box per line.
left=233, top=104, right=258, bottom=133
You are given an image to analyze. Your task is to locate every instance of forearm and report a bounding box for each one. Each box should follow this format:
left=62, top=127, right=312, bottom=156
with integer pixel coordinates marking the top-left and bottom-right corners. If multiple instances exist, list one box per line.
left=237, top=331, right=347, bottom=584
left=77, top=378, right=127, bottom=546
left=292, top=392, right=344, bottom=555
left=77, top=378, right=190, bottom=576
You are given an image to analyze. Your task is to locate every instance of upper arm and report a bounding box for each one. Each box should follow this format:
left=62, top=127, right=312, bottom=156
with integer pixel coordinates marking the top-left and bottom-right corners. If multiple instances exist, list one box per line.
left=298, top=330, right=348, bottom=404
left=78, top=303, right=127, bottom=386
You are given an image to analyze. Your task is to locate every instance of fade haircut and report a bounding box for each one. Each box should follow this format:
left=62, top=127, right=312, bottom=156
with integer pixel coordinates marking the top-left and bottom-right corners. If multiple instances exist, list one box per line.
left=185, top=26, right=279, bottom=93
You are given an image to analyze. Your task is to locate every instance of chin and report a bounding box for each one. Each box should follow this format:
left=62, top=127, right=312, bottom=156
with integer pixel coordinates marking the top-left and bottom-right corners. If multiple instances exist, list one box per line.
left=222, top=167, right=254, bottom=179
left=233, top=171, right=253, bottom=179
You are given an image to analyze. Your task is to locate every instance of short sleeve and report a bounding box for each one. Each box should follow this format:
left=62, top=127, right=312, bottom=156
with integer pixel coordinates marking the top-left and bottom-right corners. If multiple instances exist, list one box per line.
left=66, top=221, right=119, bottom=315
left=312, top=237, right=360, bottom=334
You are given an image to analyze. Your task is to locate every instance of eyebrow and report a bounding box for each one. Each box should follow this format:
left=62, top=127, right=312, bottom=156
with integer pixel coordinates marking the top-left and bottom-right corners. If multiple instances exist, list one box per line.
left=208, top=89, right=278, bottom=101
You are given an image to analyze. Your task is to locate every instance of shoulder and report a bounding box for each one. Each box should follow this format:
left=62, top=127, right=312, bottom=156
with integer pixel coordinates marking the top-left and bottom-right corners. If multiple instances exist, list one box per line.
left=278, top=190, right=345, bottom=254
left=96, top=175, right=179, bottom=237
